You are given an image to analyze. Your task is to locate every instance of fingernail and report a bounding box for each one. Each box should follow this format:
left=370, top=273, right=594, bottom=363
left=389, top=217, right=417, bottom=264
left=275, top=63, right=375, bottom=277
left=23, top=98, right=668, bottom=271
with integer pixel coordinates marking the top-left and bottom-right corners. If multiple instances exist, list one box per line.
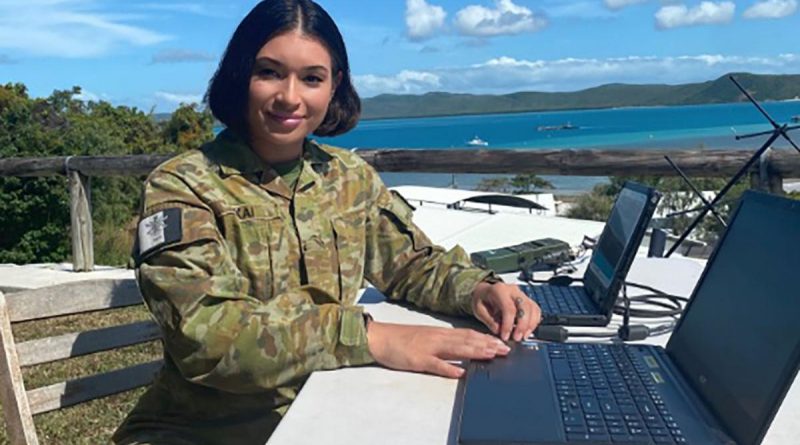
left=499, top=343, right=511, bottom=352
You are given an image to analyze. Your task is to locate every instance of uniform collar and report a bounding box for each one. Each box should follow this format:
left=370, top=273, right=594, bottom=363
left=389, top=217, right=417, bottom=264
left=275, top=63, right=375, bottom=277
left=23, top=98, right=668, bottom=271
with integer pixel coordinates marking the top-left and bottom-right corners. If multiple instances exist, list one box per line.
left=206, top=129, right=265, bottom=178
left=207, top=129, right=333, bottom=178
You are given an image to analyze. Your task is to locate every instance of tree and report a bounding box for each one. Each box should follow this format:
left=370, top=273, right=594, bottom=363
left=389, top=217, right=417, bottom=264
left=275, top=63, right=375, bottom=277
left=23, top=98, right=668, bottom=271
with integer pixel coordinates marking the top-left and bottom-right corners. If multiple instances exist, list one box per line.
left=162, top=103, right=215, bottom=152
left=510, top=173, right=554, bottom=194
left=475, top=177, right=510, bottom=192
left=0, top=83, right=216, bottom=265
left=565, top=175, right=749, bottom=243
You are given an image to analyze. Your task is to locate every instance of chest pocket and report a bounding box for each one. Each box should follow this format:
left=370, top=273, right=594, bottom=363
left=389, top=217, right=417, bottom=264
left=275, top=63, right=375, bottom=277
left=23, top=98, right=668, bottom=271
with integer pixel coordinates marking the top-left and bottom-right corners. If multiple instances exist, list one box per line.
left=218, top=204, right=285, bottom=301
left=331, top=208, right=367, bottom=304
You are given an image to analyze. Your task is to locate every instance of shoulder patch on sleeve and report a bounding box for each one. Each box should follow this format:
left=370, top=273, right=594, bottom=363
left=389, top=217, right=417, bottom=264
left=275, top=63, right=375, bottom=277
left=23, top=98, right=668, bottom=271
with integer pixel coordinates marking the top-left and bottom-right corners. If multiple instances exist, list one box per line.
left=138, top=208, right=183, bottom=256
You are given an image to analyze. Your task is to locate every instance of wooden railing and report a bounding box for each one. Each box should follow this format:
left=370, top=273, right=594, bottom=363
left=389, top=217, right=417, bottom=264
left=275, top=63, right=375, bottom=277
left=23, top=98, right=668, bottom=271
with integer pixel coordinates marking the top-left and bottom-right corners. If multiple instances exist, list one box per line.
left=1, top=148, right=799, bottom=271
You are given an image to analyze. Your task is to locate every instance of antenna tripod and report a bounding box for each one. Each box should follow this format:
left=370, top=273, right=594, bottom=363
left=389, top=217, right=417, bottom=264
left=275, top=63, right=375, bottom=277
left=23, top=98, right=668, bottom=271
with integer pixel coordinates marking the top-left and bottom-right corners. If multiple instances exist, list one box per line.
left=664, top=75, right=800, bottom=257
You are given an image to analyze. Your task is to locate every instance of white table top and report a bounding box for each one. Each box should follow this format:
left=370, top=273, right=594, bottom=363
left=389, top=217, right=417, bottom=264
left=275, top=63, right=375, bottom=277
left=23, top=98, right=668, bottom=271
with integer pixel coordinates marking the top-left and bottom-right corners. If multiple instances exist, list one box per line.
left=267, top=255, right=799, bottom=445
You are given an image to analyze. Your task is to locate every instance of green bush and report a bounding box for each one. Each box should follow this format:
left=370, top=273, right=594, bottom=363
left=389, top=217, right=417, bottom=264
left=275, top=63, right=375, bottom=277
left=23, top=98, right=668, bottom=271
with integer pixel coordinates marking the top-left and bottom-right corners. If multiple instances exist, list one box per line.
left=0, top=83, right=214, bottom=264
left=565, top=176, right=750, bottom=243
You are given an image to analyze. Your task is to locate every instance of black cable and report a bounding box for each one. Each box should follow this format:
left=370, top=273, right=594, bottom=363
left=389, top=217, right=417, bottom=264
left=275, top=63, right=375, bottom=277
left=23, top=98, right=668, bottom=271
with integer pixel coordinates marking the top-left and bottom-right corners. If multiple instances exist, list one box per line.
left=520, top=273, right=688, bottom=318
left=525, top=274, right=689, bottom=343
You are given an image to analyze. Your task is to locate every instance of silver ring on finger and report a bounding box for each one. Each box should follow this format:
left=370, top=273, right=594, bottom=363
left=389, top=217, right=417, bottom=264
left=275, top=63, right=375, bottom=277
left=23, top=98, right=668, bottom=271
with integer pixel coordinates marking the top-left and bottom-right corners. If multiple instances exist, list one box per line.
left=514, top=297, right=525, bottom=321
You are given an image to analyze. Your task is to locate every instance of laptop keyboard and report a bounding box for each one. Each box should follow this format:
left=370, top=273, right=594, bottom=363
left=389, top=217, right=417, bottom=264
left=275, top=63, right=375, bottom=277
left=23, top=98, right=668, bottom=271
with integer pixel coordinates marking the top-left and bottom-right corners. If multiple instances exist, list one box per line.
left=526, top=285, right=593, bottom=315
left=549, top=344, right=687, bottom=444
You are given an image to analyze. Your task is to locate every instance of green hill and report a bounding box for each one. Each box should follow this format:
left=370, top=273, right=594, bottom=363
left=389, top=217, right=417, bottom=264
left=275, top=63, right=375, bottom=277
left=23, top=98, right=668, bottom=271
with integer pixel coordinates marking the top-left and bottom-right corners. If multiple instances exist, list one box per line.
left=360, top=73, right=800, bottom=120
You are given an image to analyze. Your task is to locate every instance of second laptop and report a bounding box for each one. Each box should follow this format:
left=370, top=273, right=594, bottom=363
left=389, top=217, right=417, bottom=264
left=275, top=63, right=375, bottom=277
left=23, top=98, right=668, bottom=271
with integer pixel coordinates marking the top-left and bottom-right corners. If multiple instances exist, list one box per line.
left=524, top=181, right=661, bottom=326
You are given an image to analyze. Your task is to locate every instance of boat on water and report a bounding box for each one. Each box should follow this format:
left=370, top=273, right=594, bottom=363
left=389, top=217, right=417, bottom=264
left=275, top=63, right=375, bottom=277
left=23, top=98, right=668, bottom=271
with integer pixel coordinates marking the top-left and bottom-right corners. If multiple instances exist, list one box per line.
left=537, top=122, right=579, bottom=132
left=466, top=136, right=489, bottom=147
left=791, top=115, right=800, bottom=123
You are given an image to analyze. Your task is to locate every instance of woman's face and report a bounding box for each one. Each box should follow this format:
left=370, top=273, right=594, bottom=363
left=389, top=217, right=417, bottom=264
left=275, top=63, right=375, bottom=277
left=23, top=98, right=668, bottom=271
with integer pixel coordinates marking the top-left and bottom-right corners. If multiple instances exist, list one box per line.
left=246, top=30, right=338, bottom=158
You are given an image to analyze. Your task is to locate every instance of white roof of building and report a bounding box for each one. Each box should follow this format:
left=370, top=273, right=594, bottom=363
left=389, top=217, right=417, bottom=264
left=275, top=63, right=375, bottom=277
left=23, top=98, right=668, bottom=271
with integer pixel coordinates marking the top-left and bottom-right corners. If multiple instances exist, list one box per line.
left=410, top=205, right=603, bottom=252
left=391, top=185, right=549, bottom=211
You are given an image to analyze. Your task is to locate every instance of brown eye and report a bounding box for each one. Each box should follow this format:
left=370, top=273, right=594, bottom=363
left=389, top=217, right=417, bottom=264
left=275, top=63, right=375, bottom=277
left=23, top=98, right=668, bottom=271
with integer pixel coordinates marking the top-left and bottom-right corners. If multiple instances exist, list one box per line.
left=256, top=68, right=280, bottom=79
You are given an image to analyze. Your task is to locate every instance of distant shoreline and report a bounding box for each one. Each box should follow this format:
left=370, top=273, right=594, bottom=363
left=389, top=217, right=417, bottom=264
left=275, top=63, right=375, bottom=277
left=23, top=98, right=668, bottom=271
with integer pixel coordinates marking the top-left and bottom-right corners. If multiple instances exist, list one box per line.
left=359, top=72, right=800, bottom=121
left=358, top=100, right=739, bottom=122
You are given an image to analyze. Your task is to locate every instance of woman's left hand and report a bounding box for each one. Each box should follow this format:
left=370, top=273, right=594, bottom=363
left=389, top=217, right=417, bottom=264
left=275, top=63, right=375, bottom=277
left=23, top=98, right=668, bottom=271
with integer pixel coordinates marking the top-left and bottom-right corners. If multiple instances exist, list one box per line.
left=471, top=281, right=541, bottom=342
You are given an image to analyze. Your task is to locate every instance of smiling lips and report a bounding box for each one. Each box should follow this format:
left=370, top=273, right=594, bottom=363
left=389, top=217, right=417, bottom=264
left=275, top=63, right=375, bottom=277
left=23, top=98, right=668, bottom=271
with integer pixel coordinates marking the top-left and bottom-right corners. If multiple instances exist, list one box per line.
left=268, top=112, right=304, bottom=129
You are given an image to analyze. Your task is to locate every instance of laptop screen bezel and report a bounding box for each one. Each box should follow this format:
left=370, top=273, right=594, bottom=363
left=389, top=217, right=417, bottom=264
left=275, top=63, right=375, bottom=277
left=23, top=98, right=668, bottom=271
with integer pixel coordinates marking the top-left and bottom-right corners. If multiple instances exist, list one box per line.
left=666, top=190, right=800, bottom=445
left=583, top=181, right=660, bottom=315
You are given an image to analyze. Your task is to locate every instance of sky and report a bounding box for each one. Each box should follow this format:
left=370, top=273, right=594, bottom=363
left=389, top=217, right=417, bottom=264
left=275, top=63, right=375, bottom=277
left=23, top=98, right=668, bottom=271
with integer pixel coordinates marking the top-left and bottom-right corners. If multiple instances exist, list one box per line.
left=1, top=0, right=798, bottom=112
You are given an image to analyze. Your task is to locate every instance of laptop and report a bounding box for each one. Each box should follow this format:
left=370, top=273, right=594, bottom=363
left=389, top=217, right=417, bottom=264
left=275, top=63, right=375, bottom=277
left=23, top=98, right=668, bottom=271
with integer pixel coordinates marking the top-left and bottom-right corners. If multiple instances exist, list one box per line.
left=526, top=181, right=661, bottom=326
left=458, top=190, right=800, bottom=445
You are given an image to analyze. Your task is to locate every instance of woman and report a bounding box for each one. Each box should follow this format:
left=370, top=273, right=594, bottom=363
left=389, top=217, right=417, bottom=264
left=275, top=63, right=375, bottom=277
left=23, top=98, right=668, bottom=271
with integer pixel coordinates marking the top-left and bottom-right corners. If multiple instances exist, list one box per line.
left=114, top=1, right=540, bottom=443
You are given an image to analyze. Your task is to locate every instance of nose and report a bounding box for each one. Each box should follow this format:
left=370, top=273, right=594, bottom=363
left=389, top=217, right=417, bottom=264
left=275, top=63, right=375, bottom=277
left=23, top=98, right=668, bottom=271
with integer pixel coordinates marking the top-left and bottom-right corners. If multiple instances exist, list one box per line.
left=276, top=76, right=301, bottom=108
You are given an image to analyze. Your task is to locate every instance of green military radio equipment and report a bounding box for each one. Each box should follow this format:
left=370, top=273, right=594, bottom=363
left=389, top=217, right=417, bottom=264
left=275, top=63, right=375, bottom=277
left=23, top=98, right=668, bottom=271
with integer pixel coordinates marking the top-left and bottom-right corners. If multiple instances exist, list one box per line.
left=470, top=238, right=573, bottom=274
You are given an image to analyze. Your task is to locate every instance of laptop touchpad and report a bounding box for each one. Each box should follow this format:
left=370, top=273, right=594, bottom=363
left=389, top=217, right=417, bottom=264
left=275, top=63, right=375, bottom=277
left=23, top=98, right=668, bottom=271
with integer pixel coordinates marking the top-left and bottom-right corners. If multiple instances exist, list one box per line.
left=459, top=343, right=562, bottom=444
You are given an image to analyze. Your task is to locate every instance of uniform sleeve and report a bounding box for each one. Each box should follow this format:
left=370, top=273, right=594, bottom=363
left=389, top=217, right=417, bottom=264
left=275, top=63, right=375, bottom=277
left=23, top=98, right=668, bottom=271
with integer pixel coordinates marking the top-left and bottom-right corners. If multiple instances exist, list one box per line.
left=361, top=167, right=494, bottom=316
left=136, top=171, right=374, bottom=394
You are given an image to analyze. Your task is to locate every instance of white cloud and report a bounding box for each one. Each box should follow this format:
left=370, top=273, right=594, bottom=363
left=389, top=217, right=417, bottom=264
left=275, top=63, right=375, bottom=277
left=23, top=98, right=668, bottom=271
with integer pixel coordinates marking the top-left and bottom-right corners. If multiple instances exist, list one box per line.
left=355, top=70, right=442, bottom=95
left=405, top=0, right=447, bottom=41
left=454, top=0, right=547, bottom=37
left=655, top=1, right=736, bottom=29
left=603, top=0, right=648, bottom=11
left=354, top=53, right=800, bottom=96
left=151, top=49, right=215, bottom=64
left=0, top=0, right=170, bottom=58
left=137, top=3, right=215, bottom=16
left=743, top=0, right=798, bottom=19
left=548, top=1, right=615, bottom=19
left=478, top=56, right=546, bottom=69
left=155, top=91, right=203, bottom=104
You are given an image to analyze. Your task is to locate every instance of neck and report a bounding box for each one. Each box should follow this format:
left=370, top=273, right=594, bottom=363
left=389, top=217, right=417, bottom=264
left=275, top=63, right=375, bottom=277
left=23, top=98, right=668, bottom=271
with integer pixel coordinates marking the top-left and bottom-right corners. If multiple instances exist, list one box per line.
left=250, top=138, right=304, bottom=164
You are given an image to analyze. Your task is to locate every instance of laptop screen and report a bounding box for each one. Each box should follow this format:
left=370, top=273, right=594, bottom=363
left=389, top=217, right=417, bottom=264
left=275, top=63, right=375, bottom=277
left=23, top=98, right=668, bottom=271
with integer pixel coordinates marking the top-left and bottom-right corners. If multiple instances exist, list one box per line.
left=667, top=192, right=800, bottom=445
left=584, top=183, right=654, bottom=308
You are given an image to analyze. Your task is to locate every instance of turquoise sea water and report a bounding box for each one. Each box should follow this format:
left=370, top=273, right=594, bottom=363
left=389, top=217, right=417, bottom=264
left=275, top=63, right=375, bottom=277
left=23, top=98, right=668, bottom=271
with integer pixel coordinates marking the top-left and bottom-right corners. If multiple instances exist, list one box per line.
left=225, top=102, right=800, bottom=193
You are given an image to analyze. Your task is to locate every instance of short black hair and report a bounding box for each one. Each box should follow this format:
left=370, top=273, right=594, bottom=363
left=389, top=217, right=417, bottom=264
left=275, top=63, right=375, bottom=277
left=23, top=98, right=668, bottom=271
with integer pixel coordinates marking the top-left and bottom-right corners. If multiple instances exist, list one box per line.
left=206, top=0, right=360, bottom=138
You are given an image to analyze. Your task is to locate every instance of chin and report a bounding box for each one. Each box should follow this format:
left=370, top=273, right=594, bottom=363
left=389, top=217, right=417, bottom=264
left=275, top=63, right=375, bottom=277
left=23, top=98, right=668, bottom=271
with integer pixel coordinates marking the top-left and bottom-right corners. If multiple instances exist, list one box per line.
left=265, top=132, right=307, bottom=148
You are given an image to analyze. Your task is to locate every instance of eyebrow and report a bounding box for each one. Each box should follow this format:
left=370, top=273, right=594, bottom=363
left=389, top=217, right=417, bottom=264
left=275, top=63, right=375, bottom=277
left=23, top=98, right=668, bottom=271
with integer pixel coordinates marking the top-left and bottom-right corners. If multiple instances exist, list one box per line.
left=254, top=57, right=329, bottom=72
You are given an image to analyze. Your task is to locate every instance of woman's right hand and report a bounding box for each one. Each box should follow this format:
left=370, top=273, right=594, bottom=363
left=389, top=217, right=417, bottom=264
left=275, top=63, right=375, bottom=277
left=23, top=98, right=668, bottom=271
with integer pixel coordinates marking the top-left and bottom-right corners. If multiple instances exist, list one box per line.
left=365, top=321, right=510, bottom=378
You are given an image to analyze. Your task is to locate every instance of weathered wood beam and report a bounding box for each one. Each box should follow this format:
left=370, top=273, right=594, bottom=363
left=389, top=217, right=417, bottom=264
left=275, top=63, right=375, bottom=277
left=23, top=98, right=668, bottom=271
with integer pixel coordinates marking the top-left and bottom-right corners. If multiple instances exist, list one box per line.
left=356, top=149, right=800, bottom=176
left=0, top=155, right=173, bottom=177
left=0, top=292, right=40, bottom=445
left=3, top=150, right=799, bottom=178
left=26, top=360, right=163, bottom=415
left=16, top=320, right=160, bottom=367
left=68, top=170, right=94, bottom=272
left=5, top=279, right=141, bottom=323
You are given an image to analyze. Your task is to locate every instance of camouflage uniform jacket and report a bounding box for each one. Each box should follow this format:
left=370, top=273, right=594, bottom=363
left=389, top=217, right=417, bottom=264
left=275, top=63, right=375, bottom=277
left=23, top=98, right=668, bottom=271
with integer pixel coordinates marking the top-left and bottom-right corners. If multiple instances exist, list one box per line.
left=113, top=130, right=492, bottom=445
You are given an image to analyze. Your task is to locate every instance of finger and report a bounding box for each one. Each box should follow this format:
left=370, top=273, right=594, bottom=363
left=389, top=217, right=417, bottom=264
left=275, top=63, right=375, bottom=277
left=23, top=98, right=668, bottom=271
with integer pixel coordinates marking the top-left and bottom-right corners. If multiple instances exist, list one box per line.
left=498, top=294, right=517, bottom=341
left=474, top=301, right=500, bottom=335
left=511, top=292, right=537, bottom=341
left=524, top=300, right=542, bottom=339
left=438, top=331, right=509, bottom=360
left=512, top=295, right=528, bottom=342
left=426, top=358, right=466, bottom=379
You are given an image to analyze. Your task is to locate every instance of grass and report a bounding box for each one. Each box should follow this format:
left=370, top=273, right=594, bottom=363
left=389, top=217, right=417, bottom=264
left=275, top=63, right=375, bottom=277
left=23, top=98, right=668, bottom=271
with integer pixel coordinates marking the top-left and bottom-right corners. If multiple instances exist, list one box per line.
left=1, top=305, right=162, bottom=444
left=93, top=217, right=137, bottom=267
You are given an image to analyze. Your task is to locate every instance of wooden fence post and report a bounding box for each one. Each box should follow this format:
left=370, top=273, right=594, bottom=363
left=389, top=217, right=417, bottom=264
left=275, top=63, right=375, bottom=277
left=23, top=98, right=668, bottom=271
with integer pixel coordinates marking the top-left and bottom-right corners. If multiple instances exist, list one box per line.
left=0, top=291, right=41, bottom=445
left=68, top=170, right=94, bottom=272
left=751, top=147, right=785, bottom=195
